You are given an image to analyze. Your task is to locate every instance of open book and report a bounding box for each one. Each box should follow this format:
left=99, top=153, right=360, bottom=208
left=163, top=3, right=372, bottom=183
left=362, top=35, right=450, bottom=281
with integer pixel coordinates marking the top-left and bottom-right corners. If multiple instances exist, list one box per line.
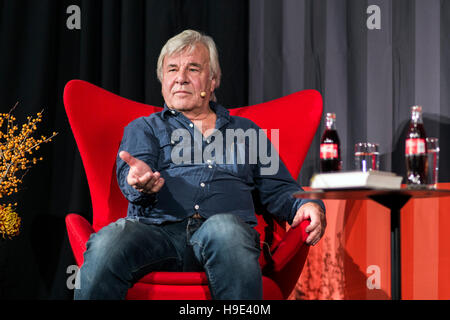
left=310, top=170, right=403, bottom=190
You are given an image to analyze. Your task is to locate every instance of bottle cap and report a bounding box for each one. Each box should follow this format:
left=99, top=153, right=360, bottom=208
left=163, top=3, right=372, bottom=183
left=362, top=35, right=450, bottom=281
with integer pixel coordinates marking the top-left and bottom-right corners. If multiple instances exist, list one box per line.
left=326, top=113, right=336, bottom=119
left=411, top=105, right=422, bottom=113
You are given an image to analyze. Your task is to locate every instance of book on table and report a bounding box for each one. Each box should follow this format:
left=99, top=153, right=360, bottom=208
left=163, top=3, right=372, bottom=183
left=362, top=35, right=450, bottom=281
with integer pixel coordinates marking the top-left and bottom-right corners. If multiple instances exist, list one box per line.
left=310, top=170, right=403, bottom=190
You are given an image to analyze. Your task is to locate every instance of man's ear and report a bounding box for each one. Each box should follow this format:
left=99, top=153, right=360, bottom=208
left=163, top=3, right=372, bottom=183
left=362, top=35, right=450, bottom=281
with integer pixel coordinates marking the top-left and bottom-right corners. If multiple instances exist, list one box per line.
left=210, top=78, right=217, bottom=94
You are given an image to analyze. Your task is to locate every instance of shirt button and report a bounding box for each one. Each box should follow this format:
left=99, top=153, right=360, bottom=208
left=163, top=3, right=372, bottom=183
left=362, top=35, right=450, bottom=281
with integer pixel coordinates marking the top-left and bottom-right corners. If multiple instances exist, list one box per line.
left=200, top=182, right=205, bottom=188
left=194, top=204, right=200, bottom=210
left=189, top=123, right=194, bottom=128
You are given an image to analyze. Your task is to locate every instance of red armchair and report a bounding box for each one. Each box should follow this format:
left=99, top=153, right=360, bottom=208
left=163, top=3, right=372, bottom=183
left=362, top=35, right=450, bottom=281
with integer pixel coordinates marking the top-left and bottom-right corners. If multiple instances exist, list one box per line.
left=63, top=80, right=323, bottom=300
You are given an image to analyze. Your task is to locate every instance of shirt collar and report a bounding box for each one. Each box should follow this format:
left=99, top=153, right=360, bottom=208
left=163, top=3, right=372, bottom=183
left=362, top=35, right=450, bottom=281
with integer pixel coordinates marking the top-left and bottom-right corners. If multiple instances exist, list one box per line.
left=162, top=104, right=178, bottom=119
left=162, top=101, right=230, bottom=122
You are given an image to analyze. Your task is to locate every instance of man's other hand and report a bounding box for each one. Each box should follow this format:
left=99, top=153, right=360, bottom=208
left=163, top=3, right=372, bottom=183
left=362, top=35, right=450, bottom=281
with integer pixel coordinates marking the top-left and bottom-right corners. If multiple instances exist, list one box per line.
left=291, top=202, right=326, bottom=246
left=119, top=151, right=165, bottom=194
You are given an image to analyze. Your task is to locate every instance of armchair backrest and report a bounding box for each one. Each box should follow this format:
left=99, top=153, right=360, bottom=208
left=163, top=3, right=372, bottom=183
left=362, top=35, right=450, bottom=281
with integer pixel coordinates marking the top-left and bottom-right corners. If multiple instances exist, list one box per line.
left=63, top=80, right=323, bottom=240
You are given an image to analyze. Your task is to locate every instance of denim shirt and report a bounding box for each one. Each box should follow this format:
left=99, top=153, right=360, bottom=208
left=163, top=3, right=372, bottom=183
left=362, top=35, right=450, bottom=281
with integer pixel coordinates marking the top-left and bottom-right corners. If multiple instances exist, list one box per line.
left=116, top=102, right=325, bottom=226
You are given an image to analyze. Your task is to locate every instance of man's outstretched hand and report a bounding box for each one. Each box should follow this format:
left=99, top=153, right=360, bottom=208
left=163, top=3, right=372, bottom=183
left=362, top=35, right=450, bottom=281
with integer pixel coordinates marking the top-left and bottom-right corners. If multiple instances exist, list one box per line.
left=119, top=151, right=165, bottom=194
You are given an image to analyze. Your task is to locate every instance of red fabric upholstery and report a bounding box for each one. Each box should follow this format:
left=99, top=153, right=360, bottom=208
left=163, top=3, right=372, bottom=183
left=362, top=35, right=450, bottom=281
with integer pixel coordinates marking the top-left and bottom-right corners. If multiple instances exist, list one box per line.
left=138, top=272, right=208, bottom=285
left=124, top=277, right=283, bottom=300
left=63, top=79, right=323, bottom=300
left=65, top=213, right=94, bottom=266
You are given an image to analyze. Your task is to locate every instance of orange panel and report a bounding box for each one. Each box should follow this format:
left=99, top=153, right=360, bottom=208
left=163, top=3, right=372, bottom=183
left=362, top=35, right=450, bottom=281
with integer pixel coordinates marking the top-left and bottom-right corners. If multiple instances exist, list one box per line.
left=365, top=200, right=390, bottom=299
left=438, top=183, right=450, bottom=299
left=297, top=182, right=450, bottom=300
left=401, top=197, right=415, bottom=299
left=342, top=200, right=367, bottom=299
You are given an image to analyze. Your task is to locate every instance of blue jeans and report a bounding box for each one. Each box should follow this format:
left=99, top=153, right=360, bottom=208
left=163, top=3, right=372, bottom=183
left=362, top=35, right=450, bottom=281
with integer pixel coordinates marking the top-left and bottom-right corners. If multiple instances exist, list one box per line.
left=74, top=214, right=262, bottom=300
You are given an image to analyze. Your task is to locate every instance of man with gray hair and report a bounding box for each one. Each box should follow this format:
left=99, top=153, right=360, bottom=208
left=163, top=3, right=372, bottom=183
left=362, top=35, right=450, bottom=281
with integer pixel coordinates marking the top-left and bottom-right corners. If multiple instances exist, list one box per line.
left=75, top=29, right=326, bottom=300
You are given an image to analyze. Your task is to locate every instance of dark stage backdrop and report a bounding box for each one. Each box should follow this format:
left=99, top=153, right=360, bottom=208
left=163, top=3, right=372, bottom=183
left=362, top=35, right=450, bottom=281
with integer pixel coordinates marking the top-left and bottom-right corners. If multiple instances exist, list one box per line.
left=1, top=0, right=449, bottom=300
left=0, top=0, right=248, bottom=299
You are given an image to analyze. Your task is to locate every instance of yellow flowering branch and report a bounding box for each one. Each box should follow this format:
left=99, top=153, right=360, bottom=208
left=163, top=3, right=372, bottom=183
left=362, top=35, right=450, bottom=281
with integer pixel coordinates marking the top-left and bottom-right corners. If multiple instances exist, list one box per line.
left=0, top=103, right=57, bottom=239
left=0, top=203, right=20, bottom=240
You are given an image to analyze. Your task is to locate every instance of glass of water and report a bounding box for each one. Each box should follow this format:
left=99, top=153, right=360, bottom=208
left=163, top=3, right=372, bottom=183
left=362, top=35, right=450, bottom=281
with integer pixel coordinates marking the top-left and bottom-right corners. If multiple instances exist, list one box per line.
left=426, top=137, right=439, bottom=188
left=354, top=142, right=379, bottom=172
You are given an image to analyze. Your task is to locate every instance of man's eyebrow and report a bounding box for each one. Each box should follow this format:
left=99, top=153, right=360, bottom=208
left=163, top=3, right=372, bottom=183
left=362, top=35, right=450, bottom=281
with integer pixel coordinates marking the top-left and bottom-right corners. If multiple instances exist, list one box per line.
left=166, top=62, right=202, bottom=69
left=188, top=62, right=202, bottom=68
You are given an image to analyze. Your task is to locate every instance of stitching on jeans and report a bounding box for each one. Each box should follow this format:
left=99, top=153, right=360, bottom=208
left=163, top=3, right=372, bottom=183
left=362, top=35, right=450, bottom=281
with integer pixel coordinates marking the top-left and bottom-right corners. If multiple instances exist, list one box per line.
left=189, top=240, right=204, bottom=250
left=200, top=247, right=216, bottom=299
left=190, top=240, right=217, bottom=298
left=203, top=261, right=216, bottom=299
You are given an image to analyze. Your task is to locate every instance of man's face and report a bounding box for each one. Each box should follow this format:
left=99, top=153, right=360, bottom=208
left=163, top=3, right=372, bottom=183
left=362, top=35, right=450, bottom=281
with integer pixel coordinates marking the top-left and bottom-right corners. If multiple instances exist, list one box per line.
left=161, top=44, right=216, bottom=112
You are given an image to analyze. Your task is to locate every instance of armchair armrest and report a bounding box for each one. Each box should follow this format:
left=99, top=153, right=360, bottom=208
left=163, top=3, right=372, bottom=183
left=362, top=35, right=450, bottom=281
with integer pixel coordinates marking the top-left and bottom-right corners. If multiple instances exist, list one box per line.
left=270, top=219, right=310, bottom=272
left=265, top=219, right=310, bottom=298
left=65, top=213, right=95, bottom=266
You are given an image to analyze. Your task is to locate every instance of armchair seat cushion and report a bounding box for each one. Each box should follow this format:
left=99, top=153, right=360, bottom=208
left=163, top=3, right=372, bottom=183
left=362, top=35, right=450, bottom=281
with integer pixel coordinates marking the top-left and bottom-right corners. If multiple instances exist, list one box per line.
left=126, top=275, right=283, bottom=300
left=138, top=272, right=208, bottom=285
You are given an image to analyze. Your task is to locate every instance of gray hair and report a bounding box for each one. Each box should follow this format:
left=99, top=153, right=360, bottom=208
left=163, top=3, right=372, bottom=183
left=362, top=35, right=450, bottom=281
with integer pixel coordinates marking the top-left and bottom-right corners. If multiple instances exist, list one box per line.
left=156, top=30, right=222, bottom=90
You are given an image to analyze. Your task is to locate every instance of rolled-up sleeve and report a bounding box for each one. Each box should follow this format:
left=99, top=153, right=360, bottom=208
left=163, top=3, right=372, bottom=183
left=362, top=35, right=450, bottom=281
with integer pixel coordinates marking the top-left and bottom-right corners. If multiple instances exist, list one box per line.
left=253, top=127, right=325, bottom=225
left=116, top=118, right=159, bottom=207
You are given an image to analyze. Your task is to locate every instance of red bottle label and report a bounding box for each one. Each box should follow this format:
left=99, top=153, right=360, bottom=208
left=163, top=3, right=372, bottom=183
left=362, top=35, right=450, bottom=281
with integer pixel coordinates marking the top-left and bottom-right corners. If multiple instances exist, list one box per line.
left=320, top=144, right=338, bottom=159
left=405, top=138, right=426, bottom=155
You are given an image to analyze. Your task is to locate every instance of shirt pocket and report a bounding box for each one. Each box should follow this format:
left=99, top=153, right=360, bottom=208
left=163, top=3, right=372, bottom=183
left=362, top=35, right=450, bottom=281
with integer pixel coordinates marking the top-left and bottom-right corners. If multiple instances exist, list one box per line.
left=215, top=140, right=255, bottom=180
left=157, top=132, right=175, bottom=171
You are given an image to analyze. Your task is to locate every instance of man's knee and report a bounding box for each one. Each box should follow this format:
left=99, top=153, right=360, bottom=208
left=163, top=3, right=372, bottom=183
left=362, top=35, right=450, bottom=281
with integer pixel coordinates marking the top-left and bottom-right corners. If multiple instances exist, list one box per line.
left=189, top=214, right=262, bottom=298
left=85, top=219, right=128, bottom=254
left=191, top=214, right=259, bottom=250
left=81, top=218, right=141, bottom=276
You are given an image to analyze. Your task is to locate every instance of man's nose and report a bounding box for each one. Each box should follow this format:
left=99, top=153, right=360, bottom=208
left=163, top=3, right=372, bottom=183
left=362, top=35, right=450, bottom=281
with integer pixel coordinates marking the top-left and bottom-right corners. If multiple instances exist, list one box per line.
left=175, top=69, right=189, bottom=84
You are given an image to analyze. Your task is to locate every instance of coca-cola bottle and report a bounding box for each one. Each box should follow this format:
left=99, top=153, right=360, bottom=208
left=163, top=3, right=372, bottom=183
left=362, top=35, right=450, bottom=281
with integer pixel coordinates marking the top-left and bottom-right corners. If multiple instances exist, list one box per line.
left=320, top=113, right=342, bottom=172
left=405, top=105, right=428, bottom=186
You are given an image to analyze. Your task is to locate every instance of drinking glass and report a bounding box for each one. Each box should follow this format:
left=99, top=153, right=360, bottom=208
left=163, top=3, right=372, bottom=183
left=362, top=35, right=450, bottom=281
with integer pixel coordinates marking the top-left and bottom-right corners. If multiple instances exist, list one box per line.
left=354, top=142, right=379, bottom=172
left=426, top=137, right=439, bottom=188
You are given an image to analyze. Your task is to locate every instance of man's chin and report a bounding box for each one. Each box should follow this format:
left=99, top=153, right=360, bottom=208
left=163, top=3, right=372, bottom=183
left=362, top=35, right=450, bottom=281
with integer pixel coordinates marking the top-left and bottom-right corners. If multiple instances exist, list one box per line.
left=172, top=106, right=194, bottom=112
